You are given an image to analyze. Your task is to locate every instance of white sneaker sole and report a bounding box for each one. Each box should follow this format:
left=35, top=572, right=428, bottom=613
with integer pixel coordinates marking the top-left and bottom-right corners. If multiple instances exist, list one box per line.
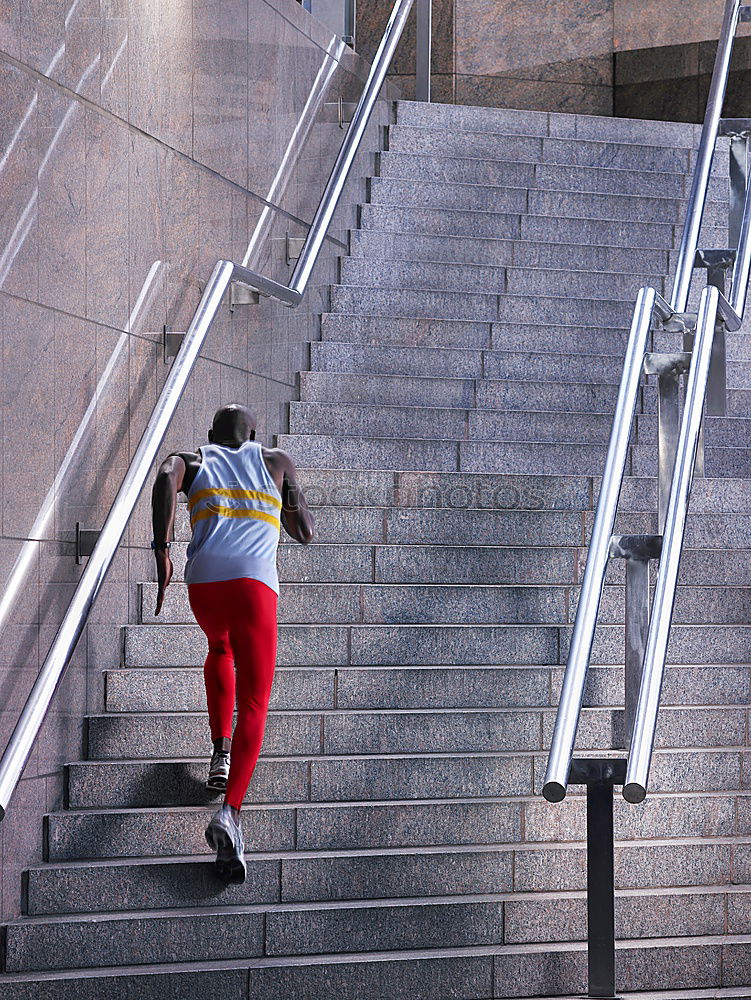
left=205, top=821, right=246, bottom=885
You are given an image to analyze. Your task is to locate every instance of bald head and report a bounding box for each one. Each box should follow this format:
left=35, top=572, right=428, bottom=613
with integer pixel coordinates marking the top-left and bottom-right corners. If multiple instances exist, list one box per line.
left=208, top=404, right=257, bottom=447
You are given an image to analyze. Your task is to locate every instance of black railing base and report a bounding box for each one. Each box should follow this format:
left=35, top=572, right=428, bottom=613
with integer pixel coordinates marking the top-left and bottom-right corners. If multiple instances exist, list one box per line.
left=568, top=757, right=627, bottom=1000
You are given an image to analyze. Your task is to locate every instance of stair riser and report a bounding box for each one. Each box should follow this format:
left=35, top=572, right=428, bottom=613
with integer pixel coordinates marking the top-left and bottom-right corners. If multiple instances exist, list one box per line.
left=394, top=101, right=704, bottom=149
left=299, top=370, right=751, bottom=419
left=300, top=370, right=622, bottom=412
left=350, top=230, right=672, bottom=272
left=123, top=619, right=751, bottom=668
left=44, top=793, right=751, bottom=862
left=387, top=125, right=695, bottom=174
left=25, top=840, right=738, bottom=916
left=86, top=705, right=750, bottom=761
left=141, top=579, right=751, bottom=627
left=360, top=203, right=694, bottom=249
left=290, top=402, right=621, bottom=444
left=370, top=178, right=724, bottom=228
left=67, top=748, right=749, bottom=810
left=243, top=942, right=751, bottom=1000
left=4, top=900, right=506, bottom=972
left=378, top=152, right=727, bottom=201
left=309, top=341, right=624, bottom=381
left=320, top=315, right=751, bottom=364
left=340, top=257, right=661, bottom=299
left=106, top=665, right=334, bottom=712
left=106, top=664, right=751, bottom=715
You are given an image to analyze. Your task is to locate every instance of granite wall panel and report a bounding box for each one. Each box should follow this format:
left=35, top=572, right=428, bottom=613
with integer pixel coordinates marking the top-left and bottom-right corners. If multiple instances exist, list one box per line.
left=0, top=0, right=395, bottom=919
left=356, top=0, right=738, bottom=118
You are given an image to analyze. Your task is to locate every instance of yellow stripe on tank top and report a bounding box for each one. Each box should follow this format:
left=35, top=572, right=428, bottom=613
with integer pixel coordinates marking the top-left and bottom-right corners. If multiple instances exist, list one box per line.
left=187, top=487, right=282, bottom=513
left=190, top=505, right=281, bottom=530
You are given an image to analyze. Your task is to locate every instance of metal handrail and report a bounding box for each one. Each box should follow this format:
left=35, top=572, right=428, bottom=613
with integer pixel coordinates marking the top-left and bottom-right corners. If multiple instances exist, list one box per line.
left=670, top=0, right=743, bottom=312
left=542, top=287, right=661, bottom=802
left=623, top=286, right=720, bottom=801
left=0, top=0, right=430, bottom=821
left=544, top=0, right=751, bottom=804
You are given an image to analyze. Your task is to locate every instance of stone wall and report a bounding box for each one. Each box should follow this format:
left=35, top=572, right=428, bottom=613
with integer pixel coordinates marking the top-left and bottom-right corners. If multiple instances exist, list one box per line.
left=359, top=0, right=750, bottom=119
left=0, top=0, right=393, bottom=920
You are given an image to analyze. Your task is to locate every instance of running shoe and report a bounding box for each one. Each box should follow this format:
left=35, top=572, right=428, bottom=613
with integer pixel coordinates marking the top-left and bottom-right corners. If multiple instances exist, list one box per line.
left=205, top=803, right=246, bottom=884
left=206, top=749, right=230, bottom=791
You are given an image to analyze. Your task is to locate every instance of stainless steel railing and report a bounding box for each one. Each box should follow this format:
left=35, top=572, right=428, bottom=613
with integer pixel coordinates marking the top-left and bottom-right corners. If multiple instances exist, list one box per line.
left=0, top=0, right=431, bottom=821
left=544, top=0, right=751, bottom=805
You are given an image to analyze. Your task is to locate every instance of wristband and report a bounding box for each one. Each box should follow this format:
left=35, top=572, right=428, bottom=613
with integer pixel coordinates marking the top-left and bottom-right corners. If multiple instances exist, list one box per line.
left=150, top=541, right=172, bottom=551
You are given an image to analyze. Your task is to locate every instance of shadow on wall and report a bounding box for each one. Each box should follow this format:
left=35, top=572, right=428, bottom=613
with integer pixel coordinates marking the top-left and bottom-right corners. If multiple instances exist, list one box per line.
left=615, top=36, right=751, bottom=123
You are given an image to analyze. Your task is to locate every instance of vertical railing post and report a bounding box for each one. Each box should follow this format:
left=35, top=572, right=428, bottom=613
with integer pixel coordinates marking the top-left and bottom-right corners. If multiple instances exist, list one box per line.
left=415, top=0, right=431, bottom=102
left=587, top=779, right=617, bottom=999
left=569, top=759, right=626, bottom=1000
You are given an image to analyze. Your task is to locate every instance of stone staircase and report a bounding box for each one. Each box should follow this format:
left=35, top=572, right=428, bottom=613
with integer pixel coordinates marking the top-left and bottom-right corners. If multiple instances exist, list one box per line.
left=3, top=100, right=751, bottom=997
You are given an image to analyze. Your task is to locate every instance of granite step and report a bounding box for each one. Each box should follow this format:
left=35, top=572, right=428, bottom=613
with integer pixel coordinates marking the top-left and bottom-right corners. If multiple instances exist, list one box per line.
left=382, top=155, right=728, bottom=206
left=369, top=178, right=725, bottom=228
left=289, top=400, right=620, bottom=443
left=185, top=505, right=590, bottom=546
left=347, top=230, right=672, bottom=272
left=339, top=257, right=661, bottom=299
left=65, top=745, right=751, bottom=812
left=3, top=894, right=517, bottom=973
left=143, top=581, right=576, bottom=626
left=386, top=123, right=698, bottom=174
left=309, top=340, right=626, bottom=381
left=84, top=704, right=751, bottom=765
left=330, top=285, right=653, bottom=325
left=299, top=369, right=751, bottom=419
left=7, top=884, right=751, bottom=973
left=23, top=836, right=747, bottom=916
left=321, top=313, right=751, bottom=360
left=289, top=471, right=751, bottom=515
left=299, top=369, right=621, bottom=411
left=359, top=203, right=687, bottom=248
left=43, top=791, right=751, bottom=863
left=154, top=541, right=751, bottom=591
left=320, top=314, right=638, bottom=355
left=289, top=401, right=751, bottom=452
left=104, top=664, right=751, bottom=716
left=121, top=621, right=751, bottom=669
left=394, top=101, right=705, bottom=149
left=280, top=430, right=751, bottom=478
left=377, top=151, right=727, bottom=201
left=2, top=936, right=751, bottom=1000
left=140, top=578, right=751, bottom=627
left=632, top=444, right=751, bottom=480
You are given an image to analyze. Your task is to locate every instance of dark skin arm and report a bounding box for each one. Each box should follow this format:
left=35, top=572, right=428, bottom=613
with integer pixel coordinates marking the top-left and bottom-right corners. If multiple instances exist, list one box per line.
left=151, top=447, right=313, bottom=615
left=151, top=453, right=195, bottom=617
left=263, top=448, right=315, bottom=545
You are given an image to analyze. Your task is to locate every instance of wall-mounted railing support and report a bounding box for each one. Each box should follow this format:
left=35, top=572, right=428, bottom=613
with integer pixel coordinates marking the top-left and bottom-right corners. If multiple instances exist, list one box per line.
left=0, top=0, right=427, bottom=823
left=569, top=758, right=626, bottom=1000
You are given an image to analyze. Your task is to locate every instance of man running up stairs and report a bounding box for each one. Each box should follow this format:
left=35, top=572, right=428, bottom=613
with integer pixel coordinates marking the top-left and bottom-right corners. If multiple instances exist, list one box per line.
left=3, top=102, right=751, bottom=998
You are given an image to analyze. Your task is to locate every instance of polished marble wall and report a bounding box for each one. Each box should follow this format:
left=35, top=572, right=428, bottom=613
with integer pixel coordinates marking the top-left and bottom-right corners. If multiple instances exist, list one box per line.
left=359, top=0, right=747, bottom=118
left=0, top=0, right=395, bottom=919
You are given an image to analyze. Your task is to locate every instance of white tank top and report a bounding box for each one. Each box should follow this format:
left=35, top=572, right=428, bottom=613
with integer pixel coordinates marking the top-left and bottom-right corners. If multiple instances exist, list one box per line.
left=184, top=441, right=283, bottom=593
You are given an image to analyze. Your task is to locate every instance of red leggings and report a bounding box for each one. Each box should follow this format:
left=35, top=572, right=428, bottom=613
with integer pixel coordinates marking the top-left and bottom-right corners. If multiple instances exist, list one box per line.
left=187, top=577, right=278, bottom=810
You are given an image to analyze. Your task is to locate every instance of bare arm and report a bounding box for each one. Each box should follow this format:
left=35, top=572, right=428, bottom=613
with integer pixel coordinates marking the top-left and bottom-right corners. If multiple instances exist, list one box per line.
left=264, top=448, right=314, bottom=544
left=151, top=454, right=193, bottom=615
